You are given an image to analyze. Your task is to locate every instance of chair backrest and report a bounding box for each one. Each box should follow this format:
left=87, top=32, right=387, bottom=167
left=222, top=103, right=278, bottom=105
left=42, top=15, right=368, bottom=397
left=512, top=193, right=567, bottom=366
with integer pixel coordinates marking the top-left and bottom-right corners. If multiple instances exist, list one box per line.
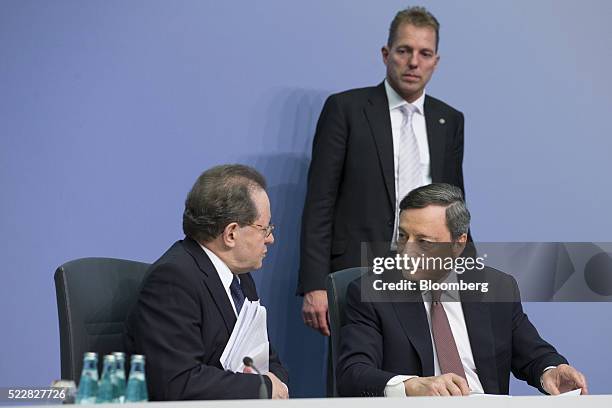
left=326, top=267, right=368, bottom=397
left=54, top=257, right=150, bottom=382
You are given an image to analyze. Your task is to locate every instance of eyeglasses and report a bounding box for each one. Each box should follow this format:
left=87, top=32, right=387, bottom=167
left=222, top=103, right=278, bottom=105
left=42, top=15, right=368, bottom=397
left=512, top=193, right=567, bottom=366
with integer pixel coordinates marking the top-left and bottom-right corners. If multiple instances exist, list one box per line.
left=248, top=223, right=275, bottom=238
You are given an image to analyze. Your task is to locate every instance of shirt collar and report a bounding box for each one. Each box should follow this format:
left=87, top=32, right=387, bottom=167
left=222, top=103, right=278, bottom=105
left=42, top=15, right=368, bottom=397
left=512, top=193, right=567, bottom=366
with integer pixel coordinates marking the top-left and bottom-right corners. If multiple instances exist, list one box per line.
left=384, top=79, right=425, bottom=115
left=199, top=243, right=237, bottom=291
left=421, top=269, right=461, bottom=302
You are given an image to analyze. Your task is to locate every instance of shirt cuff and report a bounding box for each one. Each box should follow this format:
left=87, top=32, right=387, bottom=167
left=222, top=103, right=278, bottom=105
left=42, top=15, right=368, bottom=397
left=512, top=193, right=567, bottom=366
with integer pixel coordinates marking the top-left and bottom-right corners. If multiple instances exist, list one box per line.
left=540, top=365, right=558, bottom=392
left=384, top=375, right=416, bottom=397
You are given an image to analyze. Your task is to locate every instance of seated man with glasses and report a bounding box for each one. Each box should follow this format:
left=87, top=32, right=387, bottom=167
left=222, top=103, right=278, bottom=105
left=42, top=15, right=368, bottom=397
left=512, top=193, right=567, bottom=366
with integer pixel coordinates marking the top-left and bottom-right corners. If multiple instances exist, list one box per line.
left=125, top=164, right=288, bottom=400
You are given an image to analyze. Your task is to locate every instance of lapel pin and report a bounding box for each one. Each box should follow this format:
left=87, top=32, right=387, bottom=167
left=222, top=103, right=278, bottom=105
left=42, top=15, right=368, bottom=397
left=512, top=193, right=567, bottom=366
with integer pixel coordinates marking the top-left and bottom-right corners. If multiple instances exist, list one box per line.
left=439, top=118, right=446, bottom=124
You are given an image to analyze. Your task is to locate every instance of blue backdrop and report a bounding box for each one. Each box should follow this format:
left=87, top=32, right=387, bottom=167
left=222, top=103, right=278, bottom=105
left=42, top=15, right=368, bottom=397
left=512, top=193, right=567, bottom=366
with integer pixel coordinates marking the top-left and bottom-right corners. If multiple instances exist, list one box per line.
left=1, top=0, right=611, bottom=396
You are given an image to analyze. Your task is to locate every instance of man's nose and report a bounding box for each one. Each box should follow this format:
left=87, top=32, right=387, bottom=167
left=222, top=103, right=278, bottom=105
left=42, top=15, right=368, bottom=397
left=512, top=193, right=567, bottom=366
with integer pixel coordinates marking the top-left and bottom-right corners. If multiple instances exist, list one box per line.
left=402, top=241, right=419, bottom=257
left=266, top=232, right=275, bottom=245
left=408, top=53, right=419, bottom=68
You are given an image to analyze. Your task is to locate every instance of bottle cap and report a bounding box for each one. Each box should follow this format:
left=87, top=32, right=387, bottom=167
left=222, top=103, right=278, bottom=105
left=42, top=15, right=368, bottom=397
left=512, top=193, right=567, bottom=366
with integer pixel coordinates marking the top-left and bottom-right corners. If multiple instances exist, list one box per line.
left=103, top=354, right=116, bottom=363
left=130, top=354, right=145, bottom=363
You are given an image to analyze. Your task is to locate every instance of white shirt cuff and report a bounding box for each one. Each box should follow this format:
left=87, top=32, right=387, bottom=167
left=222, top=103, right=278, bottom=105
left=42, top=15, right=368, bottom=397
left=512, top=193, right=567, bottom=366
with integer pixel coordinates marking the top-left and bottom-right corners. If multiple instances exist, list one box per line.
left=540, top=365, right=558, bottom=392
left=384, top=375, right=416, bottom=397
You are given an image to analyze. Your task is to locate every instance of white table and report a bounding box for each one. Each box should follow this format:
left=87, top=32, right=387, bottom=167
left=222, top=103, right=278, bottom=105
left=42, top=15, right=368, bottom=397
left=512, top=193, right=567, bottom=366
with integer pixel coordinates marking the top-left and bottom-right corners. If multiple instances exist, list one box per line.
left=6, top=395, right=611, bottom=408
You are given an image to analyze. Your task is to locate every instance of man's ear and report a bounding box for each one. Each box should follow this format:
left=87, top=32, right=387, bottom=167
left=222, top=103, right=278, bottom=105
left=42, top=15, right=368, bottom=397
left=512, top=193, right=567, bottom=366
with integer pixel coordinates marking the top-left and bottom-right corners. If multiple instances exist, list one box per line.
left=381, top=45, right=390, bottom=65
left=452, top=233, right=467, bottom=257
left=222, top=222, right=239, bottom=248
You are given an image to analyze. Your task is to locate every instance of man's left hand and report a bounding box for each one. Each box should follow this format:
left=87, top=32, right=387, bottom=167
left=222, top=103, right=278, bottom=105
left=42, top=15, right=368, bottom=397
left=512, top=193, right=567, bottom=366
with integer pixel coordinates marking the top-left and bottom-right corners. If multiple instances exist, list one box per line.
left=541, top=364, right=588, bottom=395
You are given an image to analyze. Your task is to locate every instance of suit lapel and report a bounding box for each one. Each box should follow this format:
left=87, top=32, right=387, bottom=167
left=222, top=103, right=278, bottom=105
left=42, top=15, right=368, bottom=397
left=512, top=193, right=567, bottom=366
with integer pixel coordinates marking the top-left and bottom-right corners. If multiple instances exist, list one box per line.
left=461, top=288, right=500, bottom=394
left=182, top=237, right=237, bottom=334
left=364, top=82, right=395, bottom=209
left=424, top=96, right=447, bottom=183
left=391, top=300, right=435, bottom=376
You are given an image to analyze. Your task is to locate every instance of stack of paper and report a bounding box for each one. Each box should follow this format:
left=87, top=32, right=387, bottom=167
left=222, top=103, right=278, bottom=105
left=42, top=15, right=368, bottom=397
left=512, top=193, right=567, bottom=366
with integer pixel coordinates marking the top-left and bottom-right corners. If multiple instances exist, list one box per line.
left=220, top=300, right=270, bottom=373
left=468, top=389, right=582, bottom=397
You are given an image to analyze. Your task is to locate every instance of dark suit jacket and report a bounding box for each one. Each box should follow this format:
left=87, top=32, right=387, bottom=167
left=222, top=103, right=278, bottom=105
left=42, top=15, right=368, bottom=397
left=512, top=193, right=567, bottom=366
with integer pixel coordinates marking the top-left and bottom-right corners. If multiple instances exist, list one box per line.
left=125, top=237, right=288, bottom=400
left=298, top=82, right=465, bottom=294
left=336, top=268, right=568, bottom=397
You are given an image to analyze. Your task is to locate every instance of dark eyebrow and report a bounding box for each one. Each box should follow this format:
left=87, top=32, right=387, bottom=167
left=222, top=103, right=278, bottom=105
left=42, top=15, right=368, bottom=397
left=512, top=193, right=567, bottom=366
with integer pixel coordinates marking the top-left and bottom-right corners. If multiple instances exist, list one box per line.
left=398, top=228, right=432, bottom=241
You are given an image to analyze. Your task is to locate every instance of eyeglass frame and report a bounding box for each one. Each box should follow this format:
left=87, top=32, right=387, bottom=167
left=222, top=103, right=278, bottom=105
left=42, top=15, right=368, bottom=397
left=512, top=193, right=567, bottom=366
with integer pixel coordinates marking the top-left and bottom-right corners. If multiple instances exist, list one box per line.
left=248, top=223, right=275, bottom=238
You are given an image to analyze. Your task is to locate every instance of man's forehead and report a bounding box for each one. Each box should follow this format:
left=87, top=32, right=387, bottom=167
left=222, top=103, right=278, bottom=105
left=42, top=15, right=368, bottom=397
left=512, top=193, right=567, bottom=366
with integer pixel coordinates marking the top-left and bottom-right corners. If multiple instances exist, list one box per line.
left=393, top=23, right=437, bottom=46
left=400, top=205, right=447, bottom=225
left=251, top=189, right=271, bottom=219
left=398, top=22, right=436, bottom=34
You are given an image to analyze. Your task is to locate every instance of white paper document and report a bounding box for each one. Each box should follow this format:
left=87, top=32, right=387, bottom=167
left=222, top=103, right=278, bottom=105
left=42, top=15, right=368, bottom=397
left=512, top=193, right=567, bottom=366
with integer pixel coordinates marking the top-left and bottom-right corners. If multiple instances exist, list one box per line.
left=556, top=388, right=582, bottom=397
left=468, top=389, right=582, bottom=397
left=220, top=300, right=270, bottom=373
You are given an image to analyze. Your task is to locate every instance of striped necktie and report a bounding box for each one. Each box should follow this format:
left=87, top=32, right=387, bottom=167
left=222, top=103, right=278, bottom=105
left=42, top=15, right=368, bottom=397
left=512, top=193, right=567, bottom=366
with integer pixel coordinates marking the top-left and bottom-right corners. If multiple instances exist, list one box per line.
left=393, top=104, right=422, bottom=246
left=397, top=103, right=422, bottom=202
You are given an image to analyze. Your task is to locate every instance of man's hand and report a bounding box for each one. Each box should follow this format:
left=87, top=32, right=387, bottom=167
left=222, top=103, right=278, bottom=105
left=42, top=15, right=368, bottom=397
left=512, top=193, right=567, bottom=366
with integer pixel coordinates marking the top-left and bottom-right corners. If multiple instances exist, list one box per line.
left=404, top=374, right=470, bottom=396
left=265, top=372, right=289, bottom=399
left=302, top=289, right=330, bottom=336
left=541, top=364, right=588, bottom=395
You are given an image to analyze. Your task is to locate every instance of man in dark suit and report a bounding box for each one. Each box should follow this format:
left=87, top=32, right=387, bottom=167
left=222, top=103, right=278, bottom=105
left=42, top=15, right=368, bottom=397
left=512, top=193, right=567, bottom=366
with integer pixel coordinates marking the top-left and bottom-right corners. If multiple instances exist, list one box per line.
left=125, top=165, right=289, bottom=400
left=299, top=6, right=465, bottom=337
left=336, top=183, right=588, bottom=397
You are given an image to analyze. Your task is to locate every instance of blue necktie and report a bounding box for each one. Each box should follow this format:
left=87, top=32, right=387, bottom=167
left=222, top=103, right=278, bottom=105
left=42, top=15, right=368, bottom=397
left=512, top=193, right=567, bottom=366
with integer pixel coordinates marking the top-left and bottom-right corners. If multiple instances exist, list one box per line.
left=230, top=275, right=245, bottom=315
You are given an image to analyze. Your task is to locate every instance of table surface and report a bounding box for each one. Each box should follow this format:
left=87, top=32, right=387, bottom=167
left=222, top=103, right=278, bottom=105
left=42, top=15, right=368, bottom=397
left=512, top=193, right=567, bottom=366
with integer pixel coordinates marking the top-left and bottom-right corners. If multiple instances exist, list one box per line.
left=4, top=395, right=612, bottom=408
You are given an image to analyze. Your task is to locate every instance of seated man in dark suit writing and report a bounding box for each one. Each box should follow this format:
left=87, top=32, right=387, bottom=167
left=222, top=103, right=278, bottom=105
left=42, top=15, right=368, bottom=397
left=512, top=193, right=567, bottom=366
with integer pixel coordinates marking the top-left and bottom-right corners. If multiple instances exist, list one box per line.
left=337, top=183, right=587, bottom=397
left=125, top=164, right=289, bottom=400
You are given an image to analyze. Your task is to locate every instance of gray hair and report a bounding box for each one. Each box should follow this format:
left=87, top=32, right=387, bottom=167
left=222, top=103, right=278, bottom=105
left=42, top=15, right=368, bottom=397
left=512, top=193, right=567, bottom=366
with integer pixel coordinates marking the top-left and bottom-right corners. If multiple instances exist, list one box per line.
left=182, top=164, right=267, bottom=243
left=399, top=183, right=470, bottom=240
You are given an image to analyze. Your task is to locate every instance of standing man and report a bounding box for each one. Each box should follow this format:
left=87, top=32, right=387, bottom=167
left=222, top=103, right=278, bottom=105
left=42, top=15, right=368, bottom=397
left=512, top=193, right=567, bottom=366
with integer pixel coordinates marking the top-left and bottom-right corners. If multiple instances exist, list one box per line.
left=299, top=6, right=466, bottom=337
left=126, top=165, right=289, bottom=400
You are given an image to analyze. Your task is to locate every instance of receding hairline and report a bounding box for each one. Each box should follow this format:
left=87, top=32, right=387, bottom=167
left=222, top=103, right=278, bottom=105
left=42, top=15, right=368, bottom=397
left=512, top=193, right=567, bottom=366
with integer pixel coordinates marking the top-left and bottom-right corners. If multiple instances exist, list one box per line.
left=222, top=174, right=265, bottom=191
left=388, top=21, right=439, bottom=49
left=387, top=6, right=440, bottom=50
left=400, top=203, right=465, bottom=238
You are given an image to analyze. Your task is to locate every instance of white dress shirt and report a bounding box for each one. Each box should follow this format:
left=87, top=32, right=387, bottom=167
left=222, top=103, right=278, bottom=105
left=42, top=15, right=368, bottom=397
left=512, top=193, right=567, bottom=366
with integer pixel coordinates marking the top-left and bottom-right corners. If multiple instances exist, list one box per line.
left=385, top=272, right=484, bottom=397
left=199, top=244, right=289, bottom=394
left=386, top=81, right=432, bottom=247
left=200, top=244, right=240, bottom=316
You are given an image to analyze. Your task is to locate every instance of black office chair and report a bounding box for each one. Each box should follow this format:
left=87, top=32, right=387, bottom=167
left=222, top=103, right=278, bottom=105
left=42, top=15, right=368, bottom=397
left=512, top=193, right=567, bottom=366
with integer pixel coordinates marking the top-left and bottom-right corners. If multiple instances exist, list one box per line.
left=326, top=267, right=368, bottom=397
left=54, top=257, right=150, bottom=382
